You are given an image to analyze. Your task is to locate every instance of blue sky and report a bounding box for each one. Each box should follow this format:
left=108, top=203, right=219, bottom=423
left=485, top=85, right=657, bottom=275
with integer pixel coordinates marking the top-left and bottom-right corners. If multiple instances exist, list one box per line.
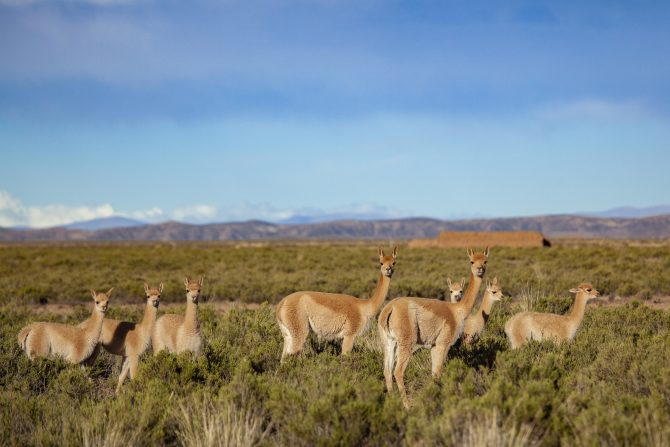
left=1, top=0, right=669, bottom=227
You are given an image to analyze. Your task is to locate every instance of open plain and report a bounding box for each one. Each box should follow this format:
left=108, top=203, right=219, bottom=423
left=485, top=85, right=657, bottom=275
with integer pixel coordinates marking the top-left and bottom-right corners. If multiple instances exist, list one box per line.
left=1, top=240, right=669, bottom=446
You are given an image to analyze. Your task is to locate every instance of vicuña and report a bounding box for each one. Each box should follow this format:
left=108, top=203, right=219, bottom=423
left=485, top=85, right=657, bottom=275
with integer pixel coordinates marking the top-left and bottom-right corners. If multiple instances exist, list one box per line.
left=462, top=277, right=503, bottom=343
left=504, top=283, right=600, bottom=349
left=378, top=248, right=489, bottom=408
left=152, top=277, right=204, bottom=355
left=276, top=247, right=397, bottom=361
left=17, top=288, right=112, bottom=365
left=82, top=283, right=162, bottom=393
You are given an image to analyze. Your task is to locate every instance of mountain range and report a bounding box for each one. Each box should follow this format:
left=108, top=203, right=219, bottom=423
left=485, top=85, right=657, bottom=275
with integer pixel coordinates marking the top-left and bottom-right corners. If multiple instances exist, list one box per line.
left=1, top=214, right=669, bottom=241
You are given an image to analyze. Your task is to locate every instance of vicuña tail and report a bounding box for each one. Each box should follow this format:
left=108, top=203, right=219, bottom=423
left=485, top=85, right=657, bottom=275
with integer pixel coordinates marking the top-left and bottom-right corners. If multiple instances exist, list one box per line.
left=17, top=325, right=32, bottom=351
left=378, top=305, right=393, bottom=334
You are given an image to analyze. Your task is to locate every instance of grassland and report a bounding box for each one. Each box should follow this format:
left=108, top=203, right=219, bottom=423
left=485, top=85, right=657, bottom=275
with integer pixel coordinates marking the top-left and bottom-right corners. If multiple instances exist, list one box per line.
left=1, top=241, right=669, bottom=446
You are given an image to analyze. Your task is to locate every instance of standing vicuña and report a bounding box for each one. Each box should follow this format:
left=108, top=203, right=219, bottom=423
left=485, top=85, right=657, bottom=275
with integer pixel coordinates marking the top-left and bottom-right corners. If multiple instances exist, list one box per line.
left=378, top=248, right=489, bottom=408
left=82, top=283, right=162, bottom=393
left=447, top=277, right=465, bottom=303
left=504, top=283, right=600, bottom=349
left=17, top=288, right=111, bottom=364
left=462, top=277, right=503, bottom=343
left=152, top=277, right=203, bottom=355
left=276, top=247, right=397, bottom=361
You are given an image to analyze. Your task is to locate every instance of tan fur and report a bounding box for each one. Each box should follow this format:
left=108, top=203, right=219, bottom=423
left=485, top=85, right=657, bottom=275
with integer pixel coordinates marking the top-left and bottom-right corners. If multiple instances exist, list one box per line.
left=81, top=283, right=162, bottom=393
left=504, top=283, right=600, bottom=349
left=276, top=247, right=398, bottom=361
left=152, top=277, right=203, bottom=355
left=378, top=248, right=489, bottom=408
left=18, top=288, right=112, bottom=365
left=447, top=277, right=465, bottom=303
left=462, top=277, right=503, bottom=343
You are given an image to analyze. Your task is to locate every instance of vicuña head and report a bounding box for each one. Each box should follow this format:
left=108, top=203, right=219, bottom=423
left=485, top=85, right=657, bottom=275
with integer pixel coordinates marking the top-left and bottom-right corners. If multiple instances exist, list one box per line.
left=144, top=283, right=163, bottom=308
left=90, top=288, right=112, bottom=314
left=447, top=278, right=465, bottom=303
left=379, top=246, right=397, bottom=278
left=467, top=247, right=489, bottom=278
left=570, top=283, right=600, bottom=300
left=486, top=277, right=504, bottom=302
left=184, top=277, right=203, bottom=304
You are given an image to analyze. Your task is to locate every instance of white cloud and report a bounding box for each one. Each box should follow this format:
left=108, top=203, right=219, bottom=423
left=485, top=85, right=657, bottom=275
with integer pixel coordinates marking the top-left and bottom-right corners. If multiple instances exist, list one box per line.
left=129, top=207, right=163, bottom=220
left=0, top=190, right=115, bottom=228
left=0, top=190, right=163, bottom=228
left=172, top=205, right=217, bottom=222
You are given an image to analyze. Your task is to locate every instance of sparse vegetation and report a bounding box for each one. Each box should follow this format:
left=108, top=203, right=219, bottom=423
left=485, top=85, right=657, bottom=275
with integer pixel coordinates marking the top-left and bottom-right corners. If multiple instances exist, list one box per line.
left=1, top=241, right=669, bottom=445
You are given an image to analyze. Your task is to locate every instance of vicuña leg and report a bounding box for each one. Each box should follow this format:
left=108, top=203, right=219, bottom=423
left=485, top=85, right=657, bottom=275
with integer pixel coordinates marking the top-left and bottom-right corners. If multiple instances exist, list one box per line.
left=128, top=356, right=139, bottom=379
left=382, top=337, right=396, bottom=392
left=116, top=357, right=130, bottom=394
left=341, top=334, right=355, bottom=355
left=393, top=343, right=413, bottom=409
left=430, top=343, right=448, bottom=380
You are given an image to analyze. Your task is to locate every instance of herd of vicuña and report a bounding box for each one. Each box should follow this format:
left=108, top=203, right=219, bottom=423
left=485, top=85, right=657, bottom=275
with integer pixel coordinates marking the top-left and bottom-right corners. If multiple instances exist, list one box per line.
left=17, top=247, right=600, bottom=406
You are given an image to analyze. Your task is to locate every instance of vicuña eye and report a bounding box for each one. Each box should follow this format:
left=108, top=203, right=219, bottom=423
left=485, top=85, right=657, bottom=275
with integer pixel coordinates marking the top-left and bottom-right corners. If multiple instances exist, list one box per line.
left=470, top=261, right=474, bottom=265
left=587, top=289, right=592, bottom=292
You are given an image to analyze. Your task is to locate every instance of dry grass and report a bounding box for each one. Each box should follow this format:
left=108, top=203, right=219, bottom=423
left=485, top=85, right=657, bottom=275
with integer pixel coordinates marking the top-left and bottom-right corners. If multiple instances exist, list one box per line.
left=174, top=395, right=269, bottom=447
left=516, top=283, right=544, bottom=312
left=453, top=409, right=541, bottom=447
left=80, top=419, right=142, bottom=447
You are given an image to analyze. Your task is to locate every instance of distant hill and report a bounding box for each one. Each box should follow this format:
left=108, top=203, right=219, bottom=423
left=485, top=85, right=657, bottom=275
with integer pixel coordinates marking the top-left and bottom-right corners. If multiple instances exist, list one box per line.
left=63, top=216, right=146, bottom=231
left=582, top=205, right=670, bottom=218
left=1, top=214, right=669, bottom=241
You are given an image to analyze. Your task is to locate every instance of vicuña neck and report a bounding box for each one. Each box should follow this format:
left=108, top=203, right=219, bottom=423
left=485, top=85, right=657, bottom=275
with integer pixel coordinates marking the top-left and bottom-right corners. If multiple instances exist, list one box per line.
left=480, top=291, right=495, bottom=315
left=184, top=299, right=199, bottom=332
left=89, top=305, right=105, bottom=338
left=365, top=273, right=392, bottom=315
left=140, top=300, right=158, bottom=331
left=456, top=272, right=483, bottom=316
left=568, top=293, right=588, bottom=323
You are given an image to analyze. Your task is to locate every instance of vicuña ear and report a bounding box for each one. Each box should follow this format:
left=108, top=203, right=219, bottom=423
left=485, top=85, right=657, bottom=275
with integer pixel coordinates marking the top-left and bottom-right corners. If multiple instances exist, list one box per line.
left=460, top=278, right=465, bottom=288
left=90, top=289, right=97, bottom=300
left=493, top=277, right=498, bottom=285
left=106, top=287, right=114, bottom=297
left=159, top=283, right=164, bottom=293
left=392, top=246, right=398, bottom=259
left=378, top=247, right=384, bottom=258
left=467, top=248, right=474, bottom=259
left=569, top=288, right=580, bottom=293
left=484, top=246, right=490, bottom=257
left=144, top=283, right=150, bottom=295
left=184, top=277, right=190, bottom=287
left=447, top=278, right=453, bottom=288
left=199, top=276, right=204, bottom=287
